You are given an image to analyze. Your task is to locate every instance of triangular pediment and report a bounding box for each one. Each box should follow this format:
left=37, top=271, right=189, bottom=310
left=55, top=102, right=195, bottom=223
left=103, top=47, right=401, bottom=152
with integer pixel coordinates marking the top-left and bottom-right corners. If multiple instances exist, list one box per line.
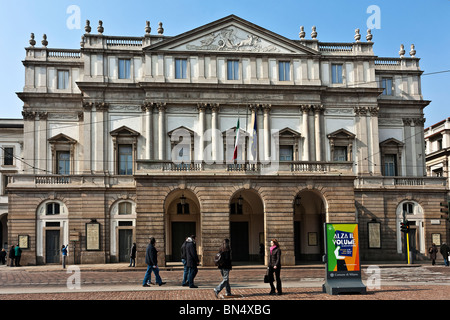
left=146, top=15, right=318, bottom=55
left=278, top=127, right=301, bottom=137
left=327, top=128, right=356, bottom=139
left=380, top=137, right=404, bottom=147
left=110, top=126, right=140, bottom=137
left=48, top=133, right=77, bottom=144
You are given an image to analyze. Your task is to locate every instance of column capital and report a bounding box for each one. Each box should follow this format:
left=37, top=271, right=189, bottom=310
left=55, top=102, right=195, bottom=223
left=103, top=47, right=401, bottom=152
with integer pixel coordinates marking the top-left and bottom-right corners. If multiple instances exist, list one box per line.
left=300, top=104, right=312, bottom=113
left=354, top=106, right=368, bottom=116
left=313, top=104, right=325, bottom=113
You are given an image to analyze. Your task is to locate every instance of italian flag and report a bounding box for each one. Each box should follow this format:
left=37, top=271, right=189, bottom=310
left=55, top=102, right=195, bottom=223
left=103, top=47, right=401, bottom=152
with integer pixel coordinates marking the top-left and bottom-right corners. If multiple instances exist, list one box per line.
left=233, top=118, right=240, bottom=161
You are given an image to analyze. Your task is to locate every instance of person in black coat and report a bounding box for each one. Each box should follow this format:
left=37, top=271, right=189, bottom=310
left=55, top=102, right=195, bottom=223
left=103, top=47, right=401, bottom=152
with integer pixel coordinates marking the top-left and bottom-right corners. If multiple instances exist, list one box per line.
left=142, top=237, right=166, bottom=287
left=8, top=245, right=15, bottom=267
left=214, top=238, right=232, bottom=298
left=129, top=243, right=136, bottom=267
left=186, top=235, right=199, bottom=288
left=268, top=239, right=282, bottom=295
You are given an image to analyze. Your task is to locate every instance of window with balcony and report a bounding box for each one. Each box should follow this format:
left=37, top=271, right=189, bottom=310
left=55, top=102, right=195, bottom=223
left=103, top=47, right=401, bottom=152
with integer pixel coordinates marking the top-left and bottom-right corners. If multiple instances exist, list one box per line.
left=279, top=145, right=293, bottom=161
left=48, top=133, right=77, bottom=175
left=279, top=61, right=290, bottom=81
left=175, top=58, right=187, bottom=79
left=227, top=60, right=239, bottom=80
left=380, top=138, right=404, bottom=177
left=110, top=126, right=140, bottom=176
left=118, top=58, right=131, bottom=79
left=327, top=129, right=355, bottom=162
left=57, top=151, right=70, bottom=175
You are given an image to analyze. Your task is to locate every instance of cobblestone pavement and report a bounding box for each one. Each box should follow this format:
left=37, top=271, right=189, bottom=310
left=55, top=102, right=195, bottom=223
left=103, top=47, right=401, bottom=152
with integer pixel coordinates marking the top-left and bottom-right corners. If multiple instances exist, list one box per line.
left=0, top=262, right=449, bottom=301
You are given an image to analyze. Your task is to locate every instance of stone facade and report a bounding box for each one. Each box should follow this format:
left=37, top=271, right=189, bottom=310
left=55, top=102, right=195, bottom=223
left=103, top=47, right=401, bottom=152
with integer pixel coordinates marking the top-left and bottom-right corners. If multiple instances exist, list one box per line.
left=6, top=15, right=448, bottom=266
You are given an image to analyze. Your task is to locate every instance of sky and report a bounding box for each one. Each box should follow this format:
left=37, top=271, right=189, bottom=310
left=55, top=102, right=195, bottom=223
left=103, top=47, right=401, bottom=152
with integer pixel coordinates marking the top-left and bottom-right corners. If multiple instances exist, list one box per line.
left=0, top=0, right=448, bottom=128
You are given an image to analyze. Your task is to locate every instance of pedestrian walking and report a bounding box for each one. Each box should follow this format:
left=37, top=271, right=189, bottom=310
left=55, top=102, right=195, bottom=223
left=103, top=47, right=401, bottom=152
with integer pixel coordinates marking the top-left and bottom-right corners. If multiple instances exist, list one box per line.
left=440, top=242, right=450, bottom=266
left=268, top=239, right=282, bottom=295
left=129, top=243, right=136, bottom=267
left=8, top=245, right=15, bottom=267
left=142, top=237, right=166, bottom=287
left=0, top=248, right=6, bottom=265
left=180, top=237, right=189, bottom=286
left=186, top=235, right=199, bottom=288
left=14, top=244, right=21, bottom=267
left=428, top=243, right=438, bottom=265
left=214, top=238, right=232, bottom=298
left=61, top=244, right=69, bottom=268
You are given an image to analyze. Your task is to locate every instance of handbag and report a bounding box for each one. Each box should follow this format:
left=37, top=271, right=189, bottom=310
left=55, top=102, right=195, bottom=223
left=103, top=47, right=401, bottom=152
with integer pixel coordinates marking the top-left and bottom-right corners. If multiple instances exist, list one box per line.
left=263, top=268, right=270, bottom=283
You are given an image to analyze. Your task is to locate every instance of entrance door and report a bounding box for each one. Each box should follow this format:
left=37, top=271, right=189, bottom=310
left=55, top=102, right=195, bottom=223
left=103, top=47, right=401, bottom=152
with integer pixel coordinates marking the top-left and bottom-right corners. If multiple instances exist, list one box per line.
left=172, top=222, right=196, bottom=262
left=46, top=230, right=60, bottom=264
left=230, top=222, right=249, bottom=261
left=119, top=229, right=133, bottom=262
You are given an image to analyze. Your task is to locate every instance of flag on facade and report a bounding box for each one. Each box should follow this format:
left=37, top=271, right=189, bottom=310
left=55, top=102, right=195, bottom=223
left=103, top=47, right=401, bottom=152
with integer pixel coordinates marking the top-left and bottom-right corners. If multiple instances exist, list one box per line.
left=251, top=111, right=257, bottom=160
left=233, top=118, right=240, bottom=161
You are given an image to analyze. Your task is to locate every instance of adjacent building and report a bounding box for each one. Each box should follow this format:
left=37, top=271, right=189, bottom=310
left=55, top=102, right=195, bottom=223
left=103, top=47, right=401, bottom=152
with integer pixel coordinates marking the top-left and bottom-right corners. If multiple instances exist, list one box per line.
left=6, top=15, right=448, bottom=266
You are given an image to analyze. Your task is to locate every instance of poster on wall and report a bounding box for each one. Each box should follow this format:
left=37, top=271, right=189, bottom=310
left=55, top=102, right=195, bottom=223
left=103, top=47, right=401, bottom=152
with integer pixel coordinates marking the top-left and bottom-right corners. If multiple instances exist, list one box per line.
left=322, top=223, right=366, bottom=295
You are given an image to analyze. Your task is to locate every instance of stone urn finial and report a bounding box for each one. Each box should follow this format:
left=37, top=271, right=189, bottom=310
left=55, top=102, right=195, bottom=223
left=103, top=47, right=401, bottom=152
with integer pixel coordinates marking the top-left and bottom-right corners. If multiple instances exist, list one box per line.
left=409, top=44, right=416, bottom=57
left=399, top=44, right=405, bottom=58
left=157, top=22, right=164, bottom=35
left=299, top=26, right=305, bottom=39
left=311, top=26, right=317, bottom=39
left=41, top=34, right=48, bottom=47
left=29, top=33, right=36, bottom=47
left=354, top=28, right=361, bottom=42
left=85, top=20, right=91, bottom=33
left=145, top=21, right=151, bottom=34
left=98, top=20, right=104, bottom=34
left=366, top=29, right=373, bottom=42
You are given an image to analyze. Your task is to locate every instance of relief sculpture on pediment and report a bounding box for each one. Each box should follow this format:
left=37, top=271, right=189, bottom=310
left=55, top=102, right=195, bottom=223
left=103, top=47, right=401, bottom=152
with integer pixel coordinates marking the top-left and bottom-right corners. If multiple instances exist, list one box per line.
left=186, top=28, right=279, bottom=53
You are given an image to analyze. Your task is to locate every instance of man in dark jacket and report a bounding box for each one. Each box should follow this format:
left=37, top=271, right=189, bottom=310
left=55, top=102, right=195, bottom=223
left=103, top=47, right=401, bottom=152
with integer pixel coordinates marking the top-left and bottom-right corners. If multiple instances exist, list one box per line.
left=440, top=242, right=450, bottom=266
left=180, top=237, right=189, bottom=286
left=142, top=237, right=166, bottom=287
left=186, top=235, right=199, bottom=288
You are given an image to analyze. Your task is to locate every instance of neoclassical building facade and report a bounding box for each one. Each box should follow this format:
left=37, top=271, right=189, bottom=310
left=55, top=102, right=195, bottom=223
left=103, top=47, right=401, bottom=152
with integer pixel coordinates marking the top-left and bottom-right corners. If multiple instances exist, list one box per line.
left=7, top=15, right=448, bottom=266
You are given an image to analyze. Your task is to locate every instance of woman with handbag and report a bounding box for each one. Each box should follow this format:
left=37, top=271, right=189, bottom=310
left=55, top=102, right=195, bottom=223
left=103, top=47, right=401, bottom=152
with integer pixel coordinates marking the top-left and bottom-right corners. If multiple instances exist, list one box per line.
left=268, top=239, right=282, bottom=295
left=213, top=238, right=232, bottom=298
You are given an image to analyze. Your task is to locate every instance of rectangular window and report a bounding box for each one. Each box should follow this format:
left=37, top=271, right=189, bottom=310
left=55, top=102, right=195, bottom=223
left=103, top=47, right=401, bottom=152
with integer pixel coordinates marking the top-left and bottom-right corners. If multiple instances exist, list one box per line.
left=175, top=58, right=187, bottom=79
left=403, top=202, right=414, bottom=215
left=118, top=59, right=131, bottom=79
left=118, top=144, right=133, bottom=175
left=279, top=61, right=290, bottom=81
left=118, top=202, right=132, bottom=215
left=279, top=145, right=293, bottom=161
left=384, top=154, right=397, bottom=176
left=57, top=151, right=70, bottom=175
left=3, top=147, right=13, bottom=166
left=331, top=64, right=343, bottom=84
left=381, top=77, right=393, bottom=95
left=57, top=70, right=70, bottom=89
left=333, top=146, right=347, bottom=161
left=227, top=60, right=239, bottom=80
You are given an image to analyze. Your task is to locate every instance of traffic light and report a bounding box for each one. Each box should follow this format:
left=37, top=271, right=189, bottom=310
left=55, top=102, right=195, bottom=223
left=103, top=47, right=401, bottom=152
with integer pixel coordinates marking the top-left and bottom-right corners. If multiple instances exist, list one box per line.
left=400, top=221, right=410, bottom=233
left=440, top=201, right=450, bottom=222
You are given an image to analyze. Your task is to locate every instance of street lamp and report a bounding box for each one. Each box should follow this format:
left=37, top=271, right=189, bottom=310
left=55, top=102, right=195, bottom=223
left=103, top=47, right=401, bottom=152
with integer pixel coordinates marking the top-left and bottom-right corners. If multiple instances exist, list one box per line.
left=180, top=194, right=186, bottom=205
left=295, top=195, right=301, bottom=206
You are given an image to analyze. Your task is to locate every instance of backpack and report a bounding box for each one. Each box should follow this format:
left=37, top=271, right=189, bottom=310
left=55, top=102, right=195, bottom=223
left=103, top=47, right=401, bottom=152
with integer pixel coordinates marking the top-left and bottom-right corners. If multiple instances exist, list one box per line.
left=214, top=251, right=224, bottom=267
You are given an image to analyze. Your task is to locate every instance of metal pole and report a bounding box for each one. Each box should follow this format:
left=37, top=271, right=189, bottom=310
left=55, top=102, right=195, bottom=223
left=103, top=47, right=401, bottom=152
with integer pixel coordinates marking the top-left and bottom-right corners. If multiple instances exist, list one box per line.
left=406, top=232, right=410, bottom=265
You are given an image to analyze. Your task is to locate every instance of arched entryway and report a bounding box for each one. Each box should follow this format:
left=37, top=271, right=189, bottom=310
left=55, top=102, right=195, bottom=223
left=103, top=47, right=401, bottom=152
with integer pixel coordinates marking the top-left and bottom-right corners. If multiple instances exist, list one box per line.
left=165, top=189, right=201, bottom=263
left=293, top=190, right=326, bottom=263
left=229, top=189, right=264, bottom=264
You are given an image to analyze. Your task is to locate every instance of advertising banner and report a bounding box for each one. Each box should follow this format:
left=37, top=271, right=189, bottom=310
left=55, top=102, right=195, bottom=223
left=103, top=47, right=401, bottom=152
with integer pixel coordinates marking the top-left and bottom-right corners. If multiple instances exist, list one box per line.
left=326, top=223, right=360, bottom=272
left=323, top=223, right=366, bottom=295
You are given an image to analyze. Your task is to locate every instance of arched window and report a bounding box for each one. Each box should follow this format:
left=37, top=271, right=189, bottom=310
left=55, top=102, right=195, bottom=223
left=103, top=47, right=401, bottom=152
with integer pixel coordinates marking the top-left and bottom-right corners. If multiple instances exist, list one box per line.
left=46, top=202, right=60, bottom=215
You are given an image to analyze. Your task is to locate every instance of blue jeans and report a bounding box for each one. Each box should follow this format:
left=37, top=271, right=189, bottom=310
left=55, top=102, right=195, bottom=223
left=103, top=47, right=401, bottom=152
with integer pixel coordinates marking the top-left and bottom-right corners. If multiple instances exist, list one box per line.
left=182, top=259, right=188, bottom=285
left=142, top=265, right=162, bottom=285
left=215, top=269, right=231, bottom=295
left=188, top=266, right=198, bottom=287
